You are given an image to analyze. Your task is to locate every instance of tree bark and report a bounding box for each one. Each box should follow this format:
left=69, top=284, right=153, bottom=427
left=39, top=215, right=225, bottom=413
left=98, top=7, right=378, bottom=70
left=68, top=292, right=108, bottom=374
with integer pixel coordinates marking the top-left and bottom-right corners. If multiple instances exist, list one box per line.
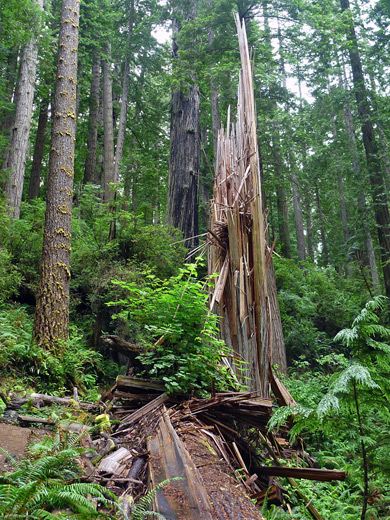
left=272, top=141, right=291, bottom=258
left=291, top=166, right=306, bottom=261
left=342, top=98, right=380, bottom=290
left=4, top=0, right=44, bottom=218
left=114, top=0, right=134, bottom=183
left=315, top=185, right=329, bottom=265
left=0, top=45, right=19, bottom=148
left=166, top=15, right=200, bottom=249
left=83, top=56, right=101, bottom=184
left=103, top=43, right=115, bottom=202
left=340, top=0, right=390, bottom=299
left=28, top=97, right=49, bottom=199
left=33, top=0, right=80, bottom=347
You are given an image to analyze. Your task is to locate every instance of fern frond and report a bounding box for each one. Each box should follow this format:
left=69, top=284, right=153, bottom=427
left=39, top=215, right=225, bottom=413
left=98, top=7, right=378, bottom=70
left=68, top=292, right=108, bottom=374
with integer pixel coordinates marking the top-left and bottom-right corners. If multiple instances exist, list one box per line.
left=331, top=363, right=380, bottom=394
left=132, top=478, right=183, bottom=520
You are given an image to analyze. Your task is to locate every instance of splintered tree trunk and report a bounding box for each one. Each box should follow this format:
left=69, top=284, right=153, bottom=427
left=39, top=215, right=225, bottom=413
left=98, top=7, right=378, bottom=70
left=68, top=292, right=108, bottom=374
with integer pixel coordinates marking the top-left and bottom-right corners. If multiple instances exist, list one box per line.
left=166, top=86, right=200, bottom=248
left=340, top=0, right=390, bottom=300
left=28, top=97, right=49, bottom=199
left=103, top=44, right=115, bottom=202
left=33, top=0, right=80, bottom=347
left=83, top=56, right=100, bottom=184
left=4, top=0, right=44, bottom=218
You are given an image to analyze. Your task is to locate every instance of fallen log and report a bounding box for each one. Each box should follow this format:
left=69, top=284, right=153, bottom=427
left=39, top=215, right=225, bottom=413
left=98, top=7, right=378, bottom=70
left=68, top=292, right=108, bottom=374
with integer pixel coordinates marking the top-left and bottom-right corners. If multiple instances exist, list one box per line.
left=100, top=335, right=142, bottom=358
left=257, top=466, right=346, bottom=482
left=116, top=375, right=166, bottom=393
left=29, top=393, right=94, bottom=409
left=148, top=408, right=214, bottom=520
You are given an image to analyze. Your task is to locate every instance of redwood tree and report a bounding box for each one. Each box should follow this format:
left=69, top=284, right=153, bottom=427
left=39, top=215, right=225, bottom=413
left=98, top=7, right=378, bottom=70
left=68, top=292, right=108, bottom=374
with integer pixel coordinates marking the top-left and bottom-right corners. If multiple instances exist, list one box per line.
left=166, top=8, right=200, bottom=249
left=33, top=0, right=80, bottom=347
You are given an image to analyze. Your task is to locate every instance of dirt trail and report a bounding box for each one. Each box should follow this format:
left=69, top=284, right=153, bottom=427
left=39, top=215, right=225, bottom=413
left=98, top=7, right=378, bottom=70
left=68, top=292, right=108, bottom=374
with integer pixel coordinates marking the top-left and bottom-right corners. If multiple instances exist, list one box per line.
left=0, top=423, right=47, bottom=473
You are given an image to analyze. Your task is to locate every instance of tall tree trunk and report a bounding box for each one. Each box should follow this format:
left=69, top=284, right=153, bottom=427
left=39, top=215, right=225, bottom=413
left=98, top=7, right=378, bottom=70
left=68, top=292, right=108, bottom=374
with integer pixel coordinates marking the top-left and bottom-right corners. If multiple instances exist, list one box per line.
left=291, top=164, right=306, bottom=261
left=28, top=97, right=49, bottom=199
left=33, top=0, right=80, bottom=347
left=315, top=185, right=329, bottom=265
left=342, top=99, right=380, bottom=290
left=305, top=196, right=315, bottom=260
left=4, top=0, right=44, bottom=218
left=83, top=56, right=101, bottom=184
left=114, top=0, right=134, bottom=183
left=0, top=45, right=19, bottom=146
left=166, top=15, right=200, bottom=248
left=340, top=0, right=390, bottom=300
left=102, top=43, right=115, bottom=202
left=207, top=0, right=220, bottom=166
left=272, top=141, right=291, bottom=258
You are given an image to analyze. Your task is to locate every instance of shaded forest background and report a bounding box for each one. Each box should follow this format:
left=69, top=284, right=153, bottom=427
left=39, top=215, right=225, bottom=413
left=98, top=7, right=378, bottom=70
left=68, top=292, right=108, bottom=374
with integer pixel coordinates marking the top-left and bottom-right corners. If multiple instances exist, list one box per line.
left=1, top=0, right=390, bottom=518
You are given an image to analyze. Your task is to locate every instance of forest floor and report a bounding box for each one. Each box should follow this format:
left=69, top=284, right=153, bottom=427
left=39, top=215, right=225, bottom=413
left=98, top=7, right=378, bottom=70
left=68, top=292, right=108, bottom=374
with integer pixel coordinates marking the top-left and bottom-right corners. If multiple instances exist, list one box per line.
left=0, top=423, right=47, bottom=473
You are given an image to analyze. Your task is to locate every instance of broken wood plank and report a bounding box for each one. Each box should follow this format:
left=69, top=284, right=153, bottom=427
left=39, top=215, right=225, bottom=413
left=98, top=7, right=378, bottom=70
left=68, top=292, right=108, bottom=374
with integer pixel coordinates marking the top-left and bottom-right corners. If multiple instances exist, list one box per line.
left=270, top=372, right=297, bottom=407
left=17, top=415, right=54, bottom=424
left=256, top=466, right=346, bottom=482
left=251, top=484, right=284, bottom=507
left=116, top=375, right=166, bottom=393
left=98, top=447, right=130, bottom=474
left=113, top=393, right=169, bottom=434
left=147, top=408, right=214, bottom=520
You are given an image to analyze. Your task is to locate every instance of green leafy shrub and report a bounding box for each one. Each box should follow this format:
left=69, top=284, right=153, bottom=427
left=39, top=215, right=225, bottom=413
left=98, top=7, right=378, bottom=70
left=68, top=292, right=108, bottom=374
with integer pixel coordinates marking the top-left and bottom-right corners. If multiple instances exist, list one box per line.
left=274, top=257, right=366, bottom=362
left=109, top=263, right=235, bottom=395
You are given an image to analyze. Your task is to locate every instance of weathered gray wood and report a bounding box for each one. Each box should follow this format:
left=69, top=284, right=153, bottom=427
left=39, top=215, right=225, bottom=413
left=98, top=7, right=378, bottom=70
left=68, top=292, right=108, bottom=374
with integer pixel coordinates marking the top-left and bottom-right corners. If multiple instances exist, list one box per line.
left=29, top=393, right=93, bottom=409
left=114, top=393, right=169, bottom=434
left=148, top=409, right=213, bottom=520
left=116, top=375, right=165, bottom=393
left=98, top=447, right=130, bottom=474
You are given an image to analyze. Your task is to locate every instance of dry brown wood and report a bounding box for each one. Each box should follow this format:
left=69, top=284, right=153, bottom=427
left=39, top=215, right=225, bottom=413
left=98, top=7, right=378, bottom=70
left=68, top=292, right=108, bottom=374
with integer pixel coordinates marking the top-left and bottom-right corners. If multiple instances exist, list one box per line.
left=208, top=16, right=273, bottom=397
left=256, top=466, right=346, bottom=482
left=100, top=335, right=141, bottom=357
left=251, top=484, right=284, bottom=507
left=270, top=372, right=297, bottom=407
left=113, top=393, right=169, bottom=434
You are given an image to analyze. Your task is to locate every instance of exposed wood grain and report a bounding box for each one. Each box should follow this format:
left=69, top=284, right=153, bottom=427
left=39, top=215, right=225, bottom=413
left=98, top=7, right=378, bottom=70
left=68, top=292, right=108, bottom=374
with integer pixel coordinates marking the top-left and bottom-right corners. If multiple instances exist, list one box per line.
left=148, top=408, right=214, bottom=519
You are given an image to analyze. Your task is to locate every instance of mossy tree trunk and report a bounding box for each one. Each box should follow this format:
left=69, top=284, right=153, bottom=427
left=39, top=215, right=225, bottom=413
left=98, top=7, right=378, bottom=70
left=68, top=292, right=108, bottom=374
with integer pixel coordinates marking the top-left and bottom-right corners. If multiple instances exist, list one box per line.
left=4, top=0, right=43, bottom=218
left=33, top=0, right=80, bottom=348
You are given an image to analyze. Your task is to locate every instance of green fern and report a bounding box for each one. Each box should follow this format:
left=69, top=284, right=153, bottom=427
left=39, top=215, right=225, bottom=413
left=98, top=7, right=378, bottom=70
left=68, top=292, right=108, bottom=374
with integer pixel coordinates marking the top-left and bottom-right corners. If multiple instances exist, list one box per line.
left=122, top=478, right=183, bottom=520
left=0, top=428, right=117, bottom=519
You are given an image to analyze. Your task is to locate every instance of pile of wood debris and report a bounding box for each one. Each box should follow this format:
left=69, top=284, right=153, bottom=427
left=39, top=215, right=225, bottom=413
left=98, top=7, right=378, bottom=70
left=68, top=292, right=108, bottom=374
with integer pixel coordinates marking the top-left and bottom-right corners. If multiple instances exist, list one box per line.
left=74, top=374, right=345, bottom=520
